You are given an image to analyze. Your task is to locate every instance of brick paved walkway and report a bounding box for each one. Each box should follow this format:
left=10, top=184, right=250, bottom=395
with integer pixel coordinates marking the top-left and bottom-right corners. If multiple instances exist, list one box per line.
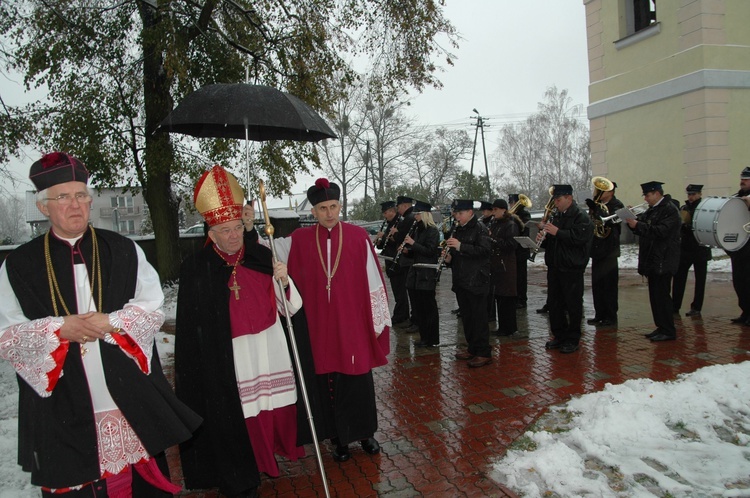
left=167, top=263, right=749, bottom=497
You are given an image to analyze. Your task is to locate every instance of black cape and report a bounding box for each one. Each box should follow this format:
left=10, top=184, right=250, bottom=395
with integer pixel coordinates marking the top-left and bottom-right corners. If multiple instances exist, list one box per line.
left=174, top=231, right=320, bottom=496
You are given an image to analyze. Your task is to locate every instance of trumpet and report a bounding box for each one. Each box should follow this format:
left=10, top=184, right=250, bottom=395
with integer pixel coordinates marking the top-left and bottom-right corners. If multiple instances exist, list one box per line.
left=509, top=194, right=532, bottom=215
left=529, top=187, right=556, bottom=262
left=599, top=202, right=649, bottom=224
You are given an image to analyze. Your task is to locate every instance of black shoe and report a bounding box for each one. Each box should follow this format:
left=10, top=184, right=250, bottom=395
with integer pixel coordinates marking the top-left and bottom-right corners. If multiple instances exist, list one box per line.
left=415, top=340, right=438, bottom=347
left=360, top=438, right=380, bottom=455
left=597, top=319, right=616, bottom=327
left=650, top=333, right=676, bottom=342
left=685, top=309, right=701, bottom=317
left=730, top=316, right=747, bottom=324
left=332, top=444, right=351, bottom=462
left=586, top=318, right=601, bottom=325
left=545, top=338, right=563, bottom=349
left=560, top=342, right=579, bottom=354
left=450, top=308, right=461, bottom=315
left=536, top=304, right=549, bottom=314
left=644, top=329, right=661, bottom=339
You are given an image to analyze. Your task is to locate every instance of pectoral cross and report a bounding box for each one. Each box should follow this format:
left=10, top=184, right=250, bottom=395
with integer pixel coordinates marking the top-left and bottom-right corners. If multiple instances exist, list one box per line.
left=230, top=278, right=241, bottom=300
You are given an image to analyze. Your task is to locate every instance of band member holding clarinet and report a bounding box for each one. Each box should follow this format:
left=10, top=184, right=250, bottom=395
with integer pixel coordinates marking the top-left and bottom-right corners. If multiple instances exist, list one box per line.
left=388, top=196, right=416, bottom=330
left=445, top=199, right=492, bottom=368
left=538, top=185, right=593, bottom=354
left=404, top=200, right=440, bottom=347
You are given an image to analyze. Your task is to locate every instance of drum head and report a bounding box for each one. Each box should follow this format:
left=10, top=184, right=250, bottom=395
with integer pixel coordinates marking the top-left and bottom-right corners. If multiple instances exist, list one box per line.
left=693, top=197, right=750, bottom=251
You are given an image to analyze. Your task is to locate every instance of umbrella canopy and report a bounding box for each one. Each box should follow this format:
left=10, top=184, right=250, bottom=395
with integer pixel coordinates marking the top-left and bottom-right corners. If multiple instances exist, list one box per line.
left=157, top=83, right=337, bottom=142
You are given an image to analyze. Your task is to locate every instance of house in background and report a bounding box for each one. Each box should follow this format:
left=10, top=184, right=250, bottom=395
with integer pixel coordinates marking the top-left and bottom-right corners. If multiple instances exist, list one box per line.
left=25, top=188, right=147, bottom=237
left=583, top=0, right=750, bottom=202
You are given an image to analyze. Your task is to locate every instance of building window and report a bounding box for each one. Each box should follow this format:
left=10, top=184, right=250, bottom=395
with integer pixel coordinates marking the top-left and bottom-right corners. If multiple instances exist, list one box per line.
left=118, top=220, right=135, bottom=235
left=627, top=0, right=656, bottom=36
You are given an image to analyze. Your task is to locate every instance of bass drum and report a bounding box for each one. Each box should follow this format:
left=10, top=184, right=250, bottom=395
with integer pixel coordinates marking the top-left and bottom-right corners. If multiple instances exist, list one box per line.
left=692, top=197, right=750, bottom=251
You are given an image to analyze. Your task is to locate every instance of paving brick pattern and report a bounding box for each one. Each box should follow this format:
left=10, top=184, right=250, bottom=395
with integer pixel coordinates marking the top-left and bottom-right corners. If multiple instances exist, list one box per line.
left=166, top=264, right=750, bottom=497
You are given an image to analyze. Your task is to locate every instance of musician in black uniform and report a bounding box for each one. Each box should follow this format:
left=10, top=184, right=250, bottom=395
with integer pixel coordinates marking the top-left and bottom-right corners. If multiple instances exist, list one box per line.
left=388, top=196, right=416, bottom=330
left=509, top=194, right=531, bottom=309
left=404, top=200, right=440, bottom=347
left=539, top=185, right=593, bottom=354
left=487, top=199, right=520, bottom=336
left=479, top=201, right=495, bottom=322
left=672, top=184, right=712, bottom=317
left=625, top=181, right=681, bottom=341
left=729, top=167, right=750, bottom=326
left=586, top=181, right=624, bottom=327
left=445, top=200, right=492, bottom=368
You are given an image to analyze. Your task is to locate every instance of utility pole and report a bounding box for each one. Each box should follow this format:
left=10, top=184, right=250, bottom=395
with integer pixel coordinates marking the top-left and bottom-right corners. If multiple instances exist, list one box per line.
left=470, top=109, right=492, bottom=200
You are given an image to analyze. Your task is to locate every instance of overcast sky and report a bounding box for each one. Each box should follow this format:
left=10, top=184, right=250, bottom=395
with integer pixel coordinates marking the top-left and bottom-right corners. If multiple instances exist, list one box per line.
left=1, top=0, right=591, bottom=208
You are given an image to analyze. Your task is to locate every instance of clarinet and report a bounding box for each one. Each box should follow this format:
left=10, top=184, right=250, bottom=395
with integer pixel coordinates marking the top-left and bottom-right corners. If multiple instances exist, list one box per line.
left=434, top=221, right=456, bottom=282
left=373, top=218, right=388, bottom=247
left=392, top=219, right=418, bottom=265
left=381, top=215, right=401, bottom=248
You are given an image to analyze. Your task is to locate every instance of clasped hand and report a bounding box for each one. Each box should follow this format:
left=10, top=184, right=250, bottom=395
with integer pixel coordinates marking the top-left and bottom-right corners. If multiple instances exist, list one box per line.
left=60, top=312, right=118, bottom=344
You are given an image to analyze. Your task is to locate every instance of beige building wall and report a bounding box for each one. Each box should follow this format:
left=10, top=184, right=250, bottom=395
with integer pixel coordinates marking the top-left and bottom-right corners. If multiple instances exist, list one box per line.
left=583, top=0, right=750, bottom=205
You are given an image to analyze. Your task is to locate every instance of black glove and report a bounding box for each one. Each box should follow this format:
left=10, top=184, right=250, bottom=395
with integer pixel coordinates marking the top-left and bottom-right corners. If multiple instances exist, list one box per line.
left=585, top=198, right=596, bottom=211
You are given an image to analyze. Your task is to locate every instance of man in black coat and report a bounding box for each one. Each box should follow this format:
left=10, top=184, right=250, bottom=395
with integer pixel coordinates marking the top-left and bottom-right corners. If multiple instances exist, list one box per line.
left=729, top=167, right=750, bottom=326
left=388, top=196, right=416, bottom=329
left=626, top=181, right=681, bottom=341
left=445, top=199, right=492, bottom=367
left=672, top=184, right=712, bottom=317
left=538, top=185, right=594, bottom=354
left=586, top=181, right=625, bottom=327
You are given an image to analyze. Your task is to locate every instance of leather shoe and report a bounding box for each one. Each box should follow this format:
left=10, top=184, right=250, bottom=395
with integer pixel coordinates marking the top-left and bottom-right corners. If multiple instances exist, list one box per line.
left=597, top=319, right=616, bottom=327
left=650, top=333, right=676, bottom=342
left=467, top=356, right=492, bottom=368
left=454, top=351, right=474, bottom=360
left=685, top=309, right=701, bottom=317
left=332, top=444, right=351, bottom=462
left=450, top=308, right=461, bottom=315
left=730, top=316, right=747, bottom=324
left=545, top=338, right=563, bottom=349
left=415, top=340, right=437, bottom=347
left=560, top=342, right=579, bottom=354
left=360, top=437, right=380, bottom=455
left=644, top=329, right=661, bottom=339
left=586, top=318, right=601, bottom=325
left=536, top=304, right=549, bottom=314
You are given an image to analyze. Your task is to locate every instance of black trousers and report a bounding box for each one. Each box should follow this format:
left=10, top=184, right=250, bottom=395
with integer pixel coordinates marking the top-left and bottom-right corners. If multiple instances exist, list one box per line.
left=547, top=268, right=584, bottom=345
left=730, top=248, right=750, bottom=318
left=315, top=371, right=377, bottom=446
left=455, top=289, right=491, bottom=358
left=487, top=283, right=496, bottom=321
left=494, top=295, right=517, bottom=334
left=672, top=252, right=707, bottom=312
left=515, top=250, right=528, bottom=305
left=388, top=266, right=410, bottom=323
left=591, top=252, right=619, bottom=321
left=648, top=273, right=676, bottom=336
left=412, top=288, right=439, bottom=344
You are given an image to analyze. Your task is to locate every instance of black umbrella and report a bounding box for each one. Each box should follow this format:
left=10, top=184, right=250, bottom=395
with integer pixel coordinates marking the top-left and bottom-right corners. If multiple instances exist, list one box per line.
left=157, top=83, right=337, bottom=142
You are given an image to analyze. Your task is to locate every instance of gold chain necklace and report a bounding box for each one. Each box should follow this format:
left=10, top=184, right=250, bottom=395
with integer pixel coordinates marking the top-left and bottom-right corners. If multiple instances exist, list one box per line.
left=44, top=227, right=102, bottom=316
left=315, top=223, right=343, bottom=292
left=213, top=244, right=245, bottom=300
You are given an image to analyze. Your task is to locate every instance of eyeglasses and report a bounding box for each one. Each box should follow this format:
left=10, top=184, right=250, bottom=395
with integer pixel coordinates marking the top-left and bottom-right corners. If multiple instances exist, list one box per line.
left=211, top=225, right=244, bottom=236
left=45, top=192, right=92, bottom=205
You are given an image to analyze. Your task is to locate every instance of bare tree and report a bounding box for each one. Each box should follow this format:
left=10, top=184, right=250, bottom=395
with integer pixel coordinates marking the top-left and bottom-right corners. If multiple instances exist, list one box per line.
left=0, top=194, right=28, bottom=244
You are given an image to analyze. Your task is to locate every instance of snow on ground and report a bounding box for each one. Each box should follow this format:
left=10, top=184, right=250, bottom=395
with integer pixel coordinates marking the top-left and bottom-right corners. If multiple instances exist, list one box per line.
left=492, top=362, right=750, bottom=497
